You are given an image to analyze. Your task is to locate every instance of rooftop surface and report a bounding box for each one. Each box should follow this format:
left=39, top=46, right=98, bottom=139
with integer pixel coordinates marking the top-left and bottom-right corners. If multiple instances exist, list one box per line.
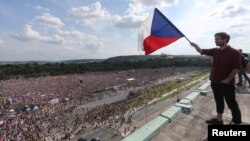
left=152, top=86, right=250, bottom=141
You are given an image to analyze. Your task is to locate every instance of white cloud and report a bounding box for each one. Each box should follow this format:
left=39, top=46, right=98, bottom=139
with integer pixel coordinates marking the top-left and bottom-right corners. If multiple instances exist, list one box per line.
left=57, top=29, right=104, bottom=50
left=210, top=3, right=248, bottom=18
left=67, top=0, right=179, bottom=29
left=128, top=0, right=179, bottom=14
left=33, top=5, right=50, bottom=12
left=80, top=34, right=104, bottom=49
left=57, top=30, right=83, bottom=37
left=11, top=24, right=104, bottom=53
left=194, top=0, right=207, bottom=7
left=11, top=24, right=64, bottom=44
left=212, top=0, right=228, bottom=3
left=222, top=6, right=248, bottom=17
left=132, top=0, right=179, bottom=8
left=113, top=0, right=179, bottom=29
left=34, top=13, right=64, bottom=29
left=113, top=3, right=146, bottom=28
left=0, top=39, right=4, bottom=46
left=67, top=1, right=111, bottom=25
left=222, top=5, right=247, bottom=17
left=229, top=18, right=250, bottom=29
left=113, top=14, right=145, bottom=28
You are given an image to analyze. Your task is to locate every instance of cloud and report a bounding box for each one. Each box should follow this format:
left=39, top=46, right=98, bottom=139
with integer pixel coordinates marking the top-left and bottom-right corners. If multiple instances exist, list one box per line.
left=57, top=29, right=104, bottom=50
left=67, top=1, right=111, bottom=25
left=57, top=30, right=83, bottom=37
left=210, top=4, right=248, bottom=18
left=227, top=18, right=250, bottom=39
left=0, top=39, right=4, bottom=46
left=10, top=12, right=65, bottom=44
left=223, top=5, right=247, bottom=17
left=132, top=0, right=179, bottom=8
left=128, top=0, right=179, bottom=14
left=66, top=0, right=179, bottom=29
left=229, top=32, right=244, bottom=38
left=229, top=22, right=250, bottom=29
left=33, top=5, right=50, bottom=12
left=55, top=30, right=105, bottom=55
left=11, top=24, right=64, bottom=44
left=113, top=0, right=179, bottom=29
left=34, top=13, right=64, bottom=29
left=212, top=0, right=228, bottom=3
left=81, top=34, right=104, bottom=49
left=113, top=14, right=145, bottom=28
left=194, top=0, right=210, bottom=7
left=11, top=24, right=104, bottom=52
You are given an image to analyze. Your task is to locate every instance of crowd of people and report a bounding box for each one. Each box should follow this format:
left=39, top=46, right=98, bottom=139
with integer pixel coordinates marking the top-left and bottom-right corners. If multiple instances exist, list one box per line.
left=0, top=67, right=204, bottom=141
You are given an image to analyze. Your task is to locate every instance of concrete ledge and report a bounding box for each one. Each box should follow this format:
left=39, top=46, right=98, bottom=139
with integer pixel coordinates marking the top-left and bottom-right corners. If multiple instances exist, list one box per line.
left=184, top=91, right=200, bottom=102
left=178, top=99, right=192, bottom=105
left=122, top=116, right=169, bottom=141
left=197, top=82, right=210, bottom=91
left=200, top=90, right=208, bottom=96
left=160, top=106, right=182, bottom=121
left=174, top=103, right=193, bottom=114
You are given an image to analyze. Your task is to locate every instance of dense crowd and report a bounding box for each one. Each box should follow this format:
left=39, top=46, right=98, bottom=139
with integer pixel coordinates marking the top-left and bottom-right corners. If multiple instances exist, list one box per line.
left=0, top=67, right=204, bottom=141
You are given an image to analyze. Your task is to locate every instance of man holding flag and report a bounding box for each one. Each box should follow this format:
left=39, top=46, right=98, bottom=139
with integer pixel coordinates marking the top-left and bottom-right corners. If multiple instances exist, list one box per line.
left=139, top=9, right=242, bottom=125
left=190, top=32, right=242, bottom=125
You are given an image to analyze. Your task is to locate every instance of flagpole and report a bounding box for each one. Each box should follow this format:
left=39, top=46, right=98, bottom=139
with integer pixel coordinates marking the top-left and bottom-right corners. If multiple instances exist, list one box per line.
left=184, top=36, right=191, bottom=43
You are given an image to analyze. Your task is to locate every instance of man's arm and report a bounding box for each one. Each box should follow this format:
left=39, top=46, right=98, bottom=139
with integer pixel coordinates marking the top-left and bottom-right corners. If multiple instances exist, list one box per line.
left=221, top=69, right=239, bottom=84
left=190, top=42, right=202, bottom=54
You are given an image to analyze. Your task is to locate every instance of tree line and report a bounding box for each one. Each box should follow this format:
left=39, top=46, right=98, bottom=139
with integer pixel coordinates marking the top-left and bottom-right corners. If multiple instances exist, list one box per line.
left=0, top=57, right=211, bottom=80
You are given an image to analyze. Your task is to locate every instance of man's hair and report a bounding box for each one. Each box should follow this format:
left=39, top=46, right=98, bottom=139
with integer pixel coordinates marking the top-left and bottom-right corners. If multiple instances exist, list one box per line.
left=214, top=32, right=230, bottom=43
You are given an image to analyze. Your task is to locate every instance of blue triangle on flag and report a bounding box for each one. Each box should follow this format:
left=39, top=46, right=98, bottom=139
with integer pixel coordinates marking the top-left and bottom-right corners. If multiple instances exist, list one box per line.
left=151, top=8, right=184, bottom=38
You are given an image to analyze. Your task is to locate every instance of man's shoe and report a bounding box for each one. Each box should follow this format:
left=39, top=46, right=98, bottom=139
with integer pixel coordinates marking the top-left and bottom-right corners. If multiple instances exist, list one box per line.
left=227, top=121, right=241, bottom=125
left=206, top=118, right=223, bottom=125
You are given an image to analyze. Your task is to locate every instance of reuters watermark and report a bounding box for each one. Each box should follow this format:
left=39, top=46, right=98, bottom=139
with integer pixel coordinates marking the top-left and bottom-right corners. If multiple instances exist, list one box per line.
left=208, top=125, right=250, bottom=140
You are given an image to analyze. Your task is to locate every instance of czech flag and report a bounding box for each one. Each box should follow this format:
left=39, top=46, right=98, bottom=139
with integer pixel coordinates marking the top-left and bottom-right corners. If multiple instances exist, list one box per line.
left=139, top=8, right=185, bottom=55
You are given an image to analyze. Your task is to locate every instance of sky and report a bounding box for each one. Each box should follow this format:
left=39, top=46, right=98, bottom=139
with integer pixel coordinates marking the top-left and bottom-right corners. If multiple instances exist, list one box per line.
left=0, top=0, right=250, bottom=61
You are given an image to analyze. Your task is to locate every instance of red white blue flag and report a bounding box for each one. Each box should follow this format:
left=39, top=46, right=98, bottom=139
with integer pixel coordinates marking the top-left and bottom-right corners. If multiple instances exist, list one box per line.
left=139, top=8, right=185, bottom=55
